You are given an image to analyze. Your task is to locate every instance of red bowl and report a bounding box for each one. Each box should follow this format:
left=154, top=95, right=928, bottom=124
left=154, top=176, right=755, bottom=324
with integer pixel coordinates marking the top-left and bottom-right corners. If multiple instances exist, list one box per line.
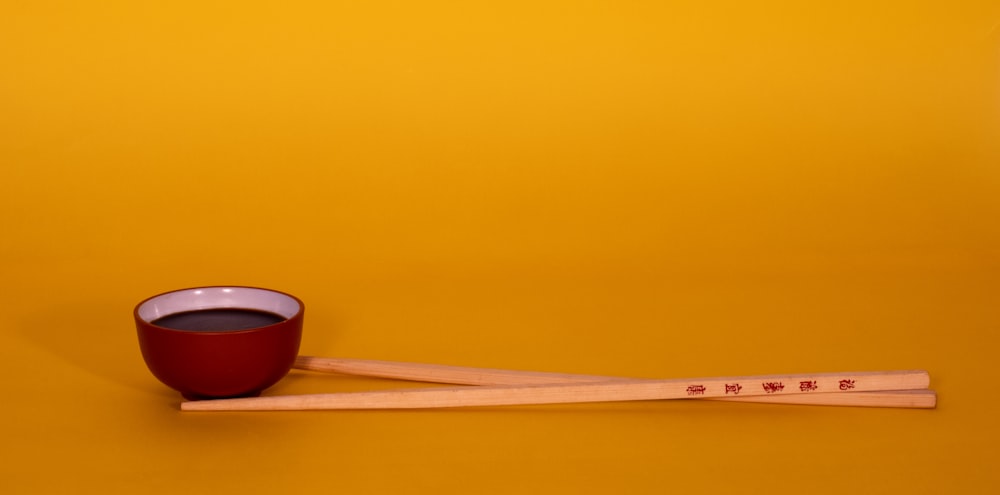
left=135, top=287, right=304, bottom=400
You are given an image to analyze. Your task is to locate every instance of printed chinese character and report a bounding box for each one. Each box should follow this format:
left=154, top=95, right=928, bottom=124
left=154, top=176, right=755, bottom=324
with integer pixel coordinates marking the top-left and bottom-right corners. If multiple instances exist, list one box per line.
left=762, top=382, right=785, bottom=393
left=799, top=380, right=818, bottom=392
left=686, top=385, right=707, bottom=396
left=839, top=379, right=856, bottom=390
left=725, top=383, right=742, bottom=395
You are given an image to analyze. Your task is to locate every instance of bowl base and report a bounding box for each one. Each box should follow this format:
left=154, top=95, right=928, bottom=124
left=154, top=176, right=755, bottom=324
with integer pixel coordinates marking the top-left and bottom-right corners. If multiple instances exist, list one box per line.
left=181, top=390, right=262, bottom=401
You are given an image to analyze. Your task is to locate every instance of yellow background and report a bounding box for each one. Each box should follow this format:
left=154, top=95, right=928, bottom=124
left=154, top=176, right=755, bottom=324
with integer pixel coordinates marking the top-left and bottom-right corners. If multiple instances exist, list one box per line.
left=2, top=1, right=998, bottom=493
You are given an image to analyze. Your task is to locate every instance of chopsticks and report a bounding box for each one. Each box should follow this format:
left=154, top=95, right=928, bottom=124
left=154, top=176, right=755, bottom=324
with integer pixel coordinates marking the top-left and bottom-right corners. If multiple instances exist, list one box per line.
left=290, top=356, right=936, bottom=408
left=180, top=356, right=935, bottom=411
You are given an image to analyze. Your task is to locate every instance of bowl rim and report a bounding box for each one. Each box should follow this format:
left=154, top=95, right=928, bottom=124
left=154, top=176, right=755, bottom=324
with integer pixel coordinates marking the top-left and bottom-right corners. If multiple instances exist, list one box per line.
left=134, top=285, right=305, bottom=335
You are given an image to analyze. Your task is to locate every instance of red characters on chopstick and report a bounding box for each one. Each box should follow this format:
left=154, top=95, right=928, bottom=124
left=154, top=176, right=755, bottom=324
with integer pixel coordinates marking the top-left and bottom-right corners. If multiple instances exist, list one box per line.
left=799, top=380, right=818, bottom=392
left=685, top=385, right=706, bottom=396
left=762, top=382, right=785, bottom=393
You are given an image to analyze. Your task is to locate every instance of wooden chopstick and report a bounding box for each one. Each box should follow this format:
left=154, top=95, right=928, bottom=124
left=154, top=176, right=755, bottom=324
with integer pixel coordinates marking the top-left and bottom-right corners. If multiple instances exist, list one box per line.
left=289, top=356, right=935, bottom=408
left=294, top=356, right=624, bottom=385
left=182, top=369, right=933, bottom=411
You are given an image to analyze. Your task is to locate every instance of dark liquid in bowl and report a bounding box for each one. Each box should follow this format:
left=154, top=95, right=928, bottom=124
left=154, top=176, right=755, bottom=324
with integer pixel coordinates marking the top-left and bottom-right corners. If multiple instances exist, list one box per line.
left=151, top=308, right=286, bottom=332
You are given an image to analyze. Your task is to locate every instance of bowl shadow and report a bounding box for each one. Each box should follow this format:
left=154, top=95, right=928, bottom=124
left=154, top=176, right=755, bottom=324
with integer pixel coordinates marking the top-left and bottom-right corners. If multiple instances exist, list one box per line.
left=18, top=299, right=165, bottom=394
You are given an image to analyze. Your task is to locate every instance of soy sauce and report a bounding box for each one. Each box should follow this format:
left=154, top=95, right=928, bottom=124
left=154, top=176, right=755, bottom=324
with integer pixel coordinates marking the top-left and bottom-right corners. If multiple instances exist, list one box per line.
left=151, top=308, right=285, bottom=332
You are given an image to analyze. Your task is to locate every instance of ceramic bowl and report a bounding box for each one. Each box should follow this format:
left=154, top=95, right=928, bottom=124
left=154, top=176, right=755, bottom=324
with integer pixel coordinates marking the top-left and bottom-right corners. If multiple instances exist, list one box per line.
left=135, top=286, right=304, bottom=400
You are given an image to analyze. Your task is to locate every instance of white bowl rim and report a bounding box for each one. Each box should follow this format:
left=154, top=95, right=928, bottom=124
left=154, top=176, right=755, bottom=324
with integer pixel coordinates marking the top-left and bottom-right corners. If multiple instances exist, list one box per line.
left=135, top=286, right=303, bottom=323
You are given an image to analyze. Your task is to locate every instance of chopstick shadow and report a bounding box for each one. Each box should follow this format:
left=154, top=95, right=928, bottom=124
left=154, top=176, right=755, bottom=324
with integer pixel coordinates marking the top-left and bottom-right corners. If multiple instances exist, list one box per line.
left=267, top=369, right=453, bottom=396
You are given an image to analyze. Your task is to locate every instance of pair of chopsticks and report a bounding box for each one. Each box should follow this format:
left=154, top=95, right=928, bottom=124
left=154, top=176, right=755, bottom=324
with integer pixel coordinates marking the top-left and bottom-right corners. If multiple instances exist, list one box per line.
left=181, top=356, right=936, bottom=411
